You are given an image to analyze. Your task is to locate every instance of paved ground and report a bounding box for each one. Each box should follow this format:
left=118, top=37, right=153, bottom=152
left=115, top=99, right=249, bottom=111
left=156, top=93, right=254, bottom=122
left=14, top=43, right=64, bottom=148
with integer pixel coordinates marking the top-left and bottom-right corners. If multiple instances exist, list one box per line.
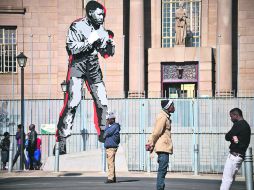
left=0, top=171, right=247, bottom=190
left=0, top=176, right=246, bottom=190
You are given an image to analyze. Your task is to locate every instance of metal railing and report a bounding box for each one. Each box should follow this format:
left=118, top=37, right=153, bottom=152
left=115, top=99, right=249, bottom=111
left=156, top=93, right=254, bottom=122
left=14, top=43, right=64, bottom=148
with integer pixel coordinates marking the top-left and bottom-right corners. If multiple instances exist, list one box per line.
left=0, top=98, right=253, bottom=173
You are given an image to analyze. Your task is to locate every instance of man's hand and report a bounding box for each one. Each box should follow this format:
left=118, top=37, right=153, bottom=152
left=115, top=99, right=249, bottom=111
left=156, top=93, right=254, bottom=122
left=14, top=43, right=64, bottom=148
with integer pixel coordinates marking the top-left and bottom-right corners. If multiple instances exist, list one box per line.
left=98, top=39, right=115, bottom=58
left=88, top=31, right=100, bottom=45
left=97, top=29, right=115, bottom=58
left=97, top=29, right=110, bottom=49
left=232, top=136, right=239, bottom=144
left=145, top=144, right=154, bottom=153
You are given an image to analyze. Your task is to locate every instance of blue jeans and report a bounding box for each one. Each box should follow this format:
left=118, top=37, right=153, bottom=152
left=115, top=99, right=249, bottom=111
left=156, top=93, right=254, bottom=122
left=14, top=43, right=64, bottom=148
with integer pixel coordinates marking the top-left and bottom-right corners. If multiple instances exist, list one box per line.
left=157, top=152, right=169, bottom=190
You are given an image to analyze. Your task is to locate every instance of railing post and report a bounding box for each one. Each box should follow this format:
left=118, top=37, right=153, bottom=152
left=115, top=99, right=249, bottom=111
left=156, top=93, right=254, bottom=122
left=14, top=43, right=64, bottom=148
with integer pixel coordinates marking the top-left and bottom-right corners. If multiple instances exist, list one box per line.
left=54, top=142, right=59, bottom=172
left=244, top=147, right=253, bottom=190
left=8, top=142, right=14, bottom=172
left=102, top=145, right=106, bottom=172
left=241, top=162, right=245, bottom=177
left=146, top=152, right=151, bottom=173
left=194, top=144, right=199, bottom=175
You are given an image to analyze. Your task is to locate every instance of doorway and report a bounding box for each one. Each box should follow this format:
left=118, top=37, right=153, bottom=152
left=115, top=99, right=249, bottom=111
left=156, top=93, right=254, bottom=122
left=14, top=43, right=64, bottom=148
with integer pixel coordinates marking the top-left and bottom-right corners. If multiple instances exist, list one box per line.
left=162, top=83, right=197, bottom=98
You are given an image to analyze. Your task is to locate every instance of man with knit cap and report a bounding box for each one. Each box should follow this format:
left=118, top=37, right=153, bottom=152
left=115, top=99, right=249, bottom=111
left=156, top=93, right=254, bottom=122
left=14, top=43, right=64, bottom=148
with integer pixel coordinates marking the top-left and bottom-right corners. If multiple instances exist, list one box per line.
left=146, top=99, right=175, bottom=190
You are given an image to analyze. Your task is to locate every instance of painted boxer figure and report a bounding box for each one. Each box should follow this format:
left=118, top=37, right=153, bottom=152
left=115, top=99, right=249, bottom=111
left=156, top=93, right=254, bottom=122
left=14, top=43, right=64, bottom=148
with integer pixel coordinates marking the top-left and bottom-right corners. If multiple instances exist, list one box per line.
left=56, top=1, right=115, bottom=154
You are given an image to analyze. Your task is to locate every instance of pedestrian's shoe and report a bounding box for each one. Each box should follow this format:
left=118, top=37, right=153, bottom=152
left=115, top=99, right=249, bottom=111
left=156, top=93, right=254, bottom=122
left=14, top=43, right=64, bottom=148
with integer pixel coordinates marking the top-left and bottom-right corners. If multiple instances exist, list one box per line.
left=104, top=179, right=116, bottom=184
left=98, top=130, right=105, bottom=143
left=2, top=165, right=7, bottom=170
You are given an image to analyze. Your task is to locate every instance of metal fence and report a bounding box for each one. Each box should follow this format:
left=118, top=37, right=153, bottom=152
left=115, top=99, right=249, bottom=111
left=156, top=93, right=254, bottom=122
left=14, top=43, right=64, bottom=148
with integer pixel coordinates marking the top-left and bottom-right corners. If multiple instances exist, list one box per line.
left=0, top=98, right=253, bottom=173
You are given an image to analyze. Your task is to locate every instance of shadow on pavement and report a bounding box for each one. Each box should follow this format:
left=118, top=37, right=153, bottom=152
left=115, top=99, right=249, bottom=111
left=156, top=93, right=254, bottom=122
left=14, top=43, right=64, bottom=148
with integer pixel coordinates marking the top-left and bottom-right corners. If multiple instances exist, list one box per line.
left=117, top=179, right=140, bottom=183
left=59, top=173, right=83, bottom=177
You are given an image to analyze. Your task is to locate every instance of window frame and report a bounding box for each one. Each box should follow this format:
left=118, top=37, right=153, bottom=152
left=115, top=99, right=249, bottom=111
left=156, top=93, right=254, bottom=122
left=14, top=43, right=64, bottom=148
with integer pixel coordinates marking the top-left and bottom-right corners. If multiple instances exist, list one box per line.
left=161, top=0, right=201, bottom=48
left=0, top=26, right=17, bottom=74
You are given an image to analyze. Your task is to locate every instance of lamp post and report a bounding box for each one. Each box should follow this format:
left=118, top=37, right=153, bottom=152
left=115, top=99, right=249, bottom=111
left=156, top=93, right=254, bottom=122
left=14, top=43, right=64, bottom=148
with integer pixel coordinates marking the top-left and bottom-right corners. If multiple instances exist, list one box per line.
left=61, top=80, right=67, bottom=94
left=17, top=52, right=27, bottom=171
left=177, top=66, right=184, bottom=79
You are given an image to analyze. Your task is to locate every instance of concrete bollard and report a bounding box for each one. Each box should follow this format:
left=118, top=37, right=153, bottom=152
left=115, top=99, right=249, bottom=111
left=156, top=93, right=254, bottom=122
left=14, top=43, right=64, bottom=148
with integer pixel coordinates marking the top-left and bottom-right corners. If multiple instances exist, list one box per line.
left=194, top=144, right=199, bottom=176
left=244, top=147, right=253, bottom=190
left=54, top=142, right=59, bottom=172
left=8, top=142, right=13, bottom=173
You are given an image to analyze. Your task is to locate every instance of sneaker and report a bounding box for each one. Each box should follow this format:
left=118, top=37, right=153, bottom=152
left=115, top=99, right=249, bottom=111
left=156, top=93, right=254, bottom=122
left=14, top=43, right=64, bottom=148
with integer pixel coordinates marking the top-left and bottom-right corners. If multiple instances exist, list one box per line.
left=98, top=130, right=105, bottom=143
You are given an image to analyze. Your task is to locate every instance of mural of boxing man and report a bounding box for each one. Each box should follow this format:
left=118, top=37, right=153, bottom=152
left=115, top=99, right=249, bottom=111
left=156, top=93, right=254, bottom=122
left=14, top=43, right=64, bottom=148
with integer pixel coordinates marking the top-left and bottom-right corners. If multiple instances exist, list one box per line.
left=56, top=1, right=115, bottom=154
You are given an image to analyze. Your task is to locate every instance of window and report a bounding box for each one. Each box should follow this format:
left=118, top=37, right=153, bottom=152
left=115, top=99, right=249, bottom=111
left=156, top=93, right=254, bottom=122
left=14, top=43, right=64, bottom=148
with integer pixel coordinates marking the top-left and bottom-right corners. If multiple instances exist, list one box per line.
left=162, top=0, right=201, bottom=48
left=0, top=26, right=17, bottom=73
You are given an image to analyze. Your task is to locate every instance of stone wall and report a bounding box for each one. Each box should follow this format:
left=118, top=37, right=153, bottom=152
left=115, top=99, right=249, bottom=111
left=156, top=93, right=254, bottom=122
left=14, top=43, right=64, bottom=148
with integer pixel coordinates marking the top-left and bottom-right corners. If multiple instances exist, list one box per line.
left=0, top=0, right=124, bottom=99
left=1, top=0, right=254, bottom=99
left=238, top=0, right=254, bottom=93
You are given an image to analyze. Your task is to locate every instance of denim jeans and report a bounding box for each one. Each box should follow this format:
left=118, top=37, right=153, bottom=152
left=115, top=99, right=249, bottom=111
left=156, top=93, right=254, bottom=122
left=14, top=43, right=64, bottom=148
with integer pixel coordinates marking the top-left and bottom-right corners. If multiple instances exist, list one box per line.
left=157, top=152, right=169, bottom=190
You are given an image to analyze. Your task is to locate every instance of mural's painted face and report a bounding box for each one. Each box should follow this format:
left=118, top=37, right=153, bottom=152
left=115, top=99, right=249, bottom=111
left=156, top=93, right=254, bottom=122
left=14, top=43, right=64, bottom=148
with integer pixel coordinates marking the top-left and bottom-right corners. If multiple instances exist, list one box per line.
left=89, top=8, right=104, bottom=26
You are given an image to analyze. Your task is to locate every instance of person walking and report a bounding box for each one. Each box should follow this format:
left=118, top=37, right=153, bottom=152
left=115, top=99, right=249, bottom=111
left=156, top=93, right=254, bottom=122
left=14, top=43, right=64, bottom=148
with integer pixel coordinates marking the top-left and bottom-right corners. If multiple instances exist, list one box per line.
left=34, top=137, right=42, bottom=170
left=103, top=112, right=120, bottom=183
left=12, top=124, right=26, bottom=168
left=55, top=1, right=115, bottom=154
left=146, top=100, right=175, bottom=190
left=220, top=108, right=251, bottom=190
left=0, top=132, right=10, bottom=170
left=27, top=124, right=37, bottom=170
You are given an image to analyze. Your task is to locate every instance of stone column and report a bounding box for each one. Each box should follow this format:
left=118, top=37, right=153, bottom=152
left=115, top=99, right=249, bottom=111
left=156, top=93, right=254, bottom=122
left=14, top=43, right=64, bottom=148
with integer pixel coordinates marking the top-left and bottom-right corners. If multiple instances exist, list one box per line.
left=201, top=0, right=208, bottom=47
left=216, top=0, right=232, bottom=95
left=151, top=0, right=161, bottom=48
left=128, top=0, right=144, bottom=98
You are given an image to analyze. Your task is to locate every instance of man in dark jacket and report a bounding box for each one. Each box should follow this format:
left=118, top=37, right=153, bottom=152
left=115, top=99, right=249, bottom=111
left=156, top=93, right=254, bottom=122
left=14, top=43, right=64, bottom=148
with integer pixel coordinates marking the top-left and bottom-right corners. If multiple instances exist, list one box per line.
left=220, top=108, right=251, bottom=190
left=103, top=112, right=120, bottom=183
left=27, top=124, right=37, bottom=170
left=12, top=124, right=26, bottom=168
left=0, top=132, right=10, bottom=170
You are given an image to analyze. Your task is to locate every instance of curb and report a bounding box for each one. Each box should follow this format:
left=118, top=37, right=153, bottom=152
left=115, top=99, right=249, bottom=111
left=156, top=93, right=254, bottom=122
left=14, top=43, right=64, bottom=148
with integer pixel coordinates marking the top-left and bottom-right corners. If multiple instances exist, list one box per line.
left=0, top=171, right=245, bottom=181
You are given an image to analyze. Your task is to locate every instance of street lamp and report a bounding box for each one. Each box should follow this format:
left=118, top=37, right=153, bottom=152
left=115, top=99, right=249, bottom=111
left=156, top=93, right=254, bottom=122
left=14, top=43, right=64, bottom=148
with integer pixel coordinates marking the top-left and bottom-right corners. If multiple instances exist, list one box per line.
left=61, top=80, right=67, bottom=93
left=177, top=66, right=184, bottom=79
left=17, top=52, right=27, bottom=170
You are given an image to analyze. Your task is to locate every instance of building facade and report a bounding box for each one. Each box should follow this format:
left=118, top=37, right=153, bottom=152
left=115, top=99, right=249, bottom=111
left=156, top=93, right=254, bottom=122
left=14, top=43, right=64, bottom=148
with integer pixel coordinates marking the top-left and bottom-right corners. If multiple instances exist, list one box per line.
left=0, top=0, right=254, bottom=99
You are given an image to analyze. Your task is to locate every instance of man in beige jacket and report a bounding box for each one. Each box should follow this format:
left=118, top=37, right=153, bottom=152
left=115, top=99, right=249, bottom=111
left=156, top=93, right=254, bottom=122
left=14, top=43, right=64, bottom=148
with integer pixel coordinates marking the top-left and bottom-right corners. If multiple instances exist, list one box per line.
left=146, top=99, right=175, bottom=190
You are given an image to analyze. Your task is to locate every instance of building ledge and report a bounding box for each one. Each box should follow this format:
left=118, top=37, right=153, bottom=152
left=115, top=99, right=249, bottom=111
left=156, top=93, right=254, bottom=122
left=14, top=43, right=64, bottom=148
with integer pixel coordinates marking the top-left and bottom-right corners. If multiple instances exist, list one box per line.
left=0, top=7, right=26, bottom=14
left=148, top=47, right=212, bottom=63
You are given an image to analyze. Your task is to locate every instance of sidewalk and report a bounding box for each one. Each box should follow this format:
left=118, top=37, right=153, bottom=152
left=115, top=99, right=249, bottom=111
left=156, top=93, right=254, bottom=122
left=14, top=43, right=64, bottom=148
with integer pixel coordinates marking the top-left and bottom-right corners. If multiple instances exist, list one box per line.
left=0, top=170, right=245, bottom=181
